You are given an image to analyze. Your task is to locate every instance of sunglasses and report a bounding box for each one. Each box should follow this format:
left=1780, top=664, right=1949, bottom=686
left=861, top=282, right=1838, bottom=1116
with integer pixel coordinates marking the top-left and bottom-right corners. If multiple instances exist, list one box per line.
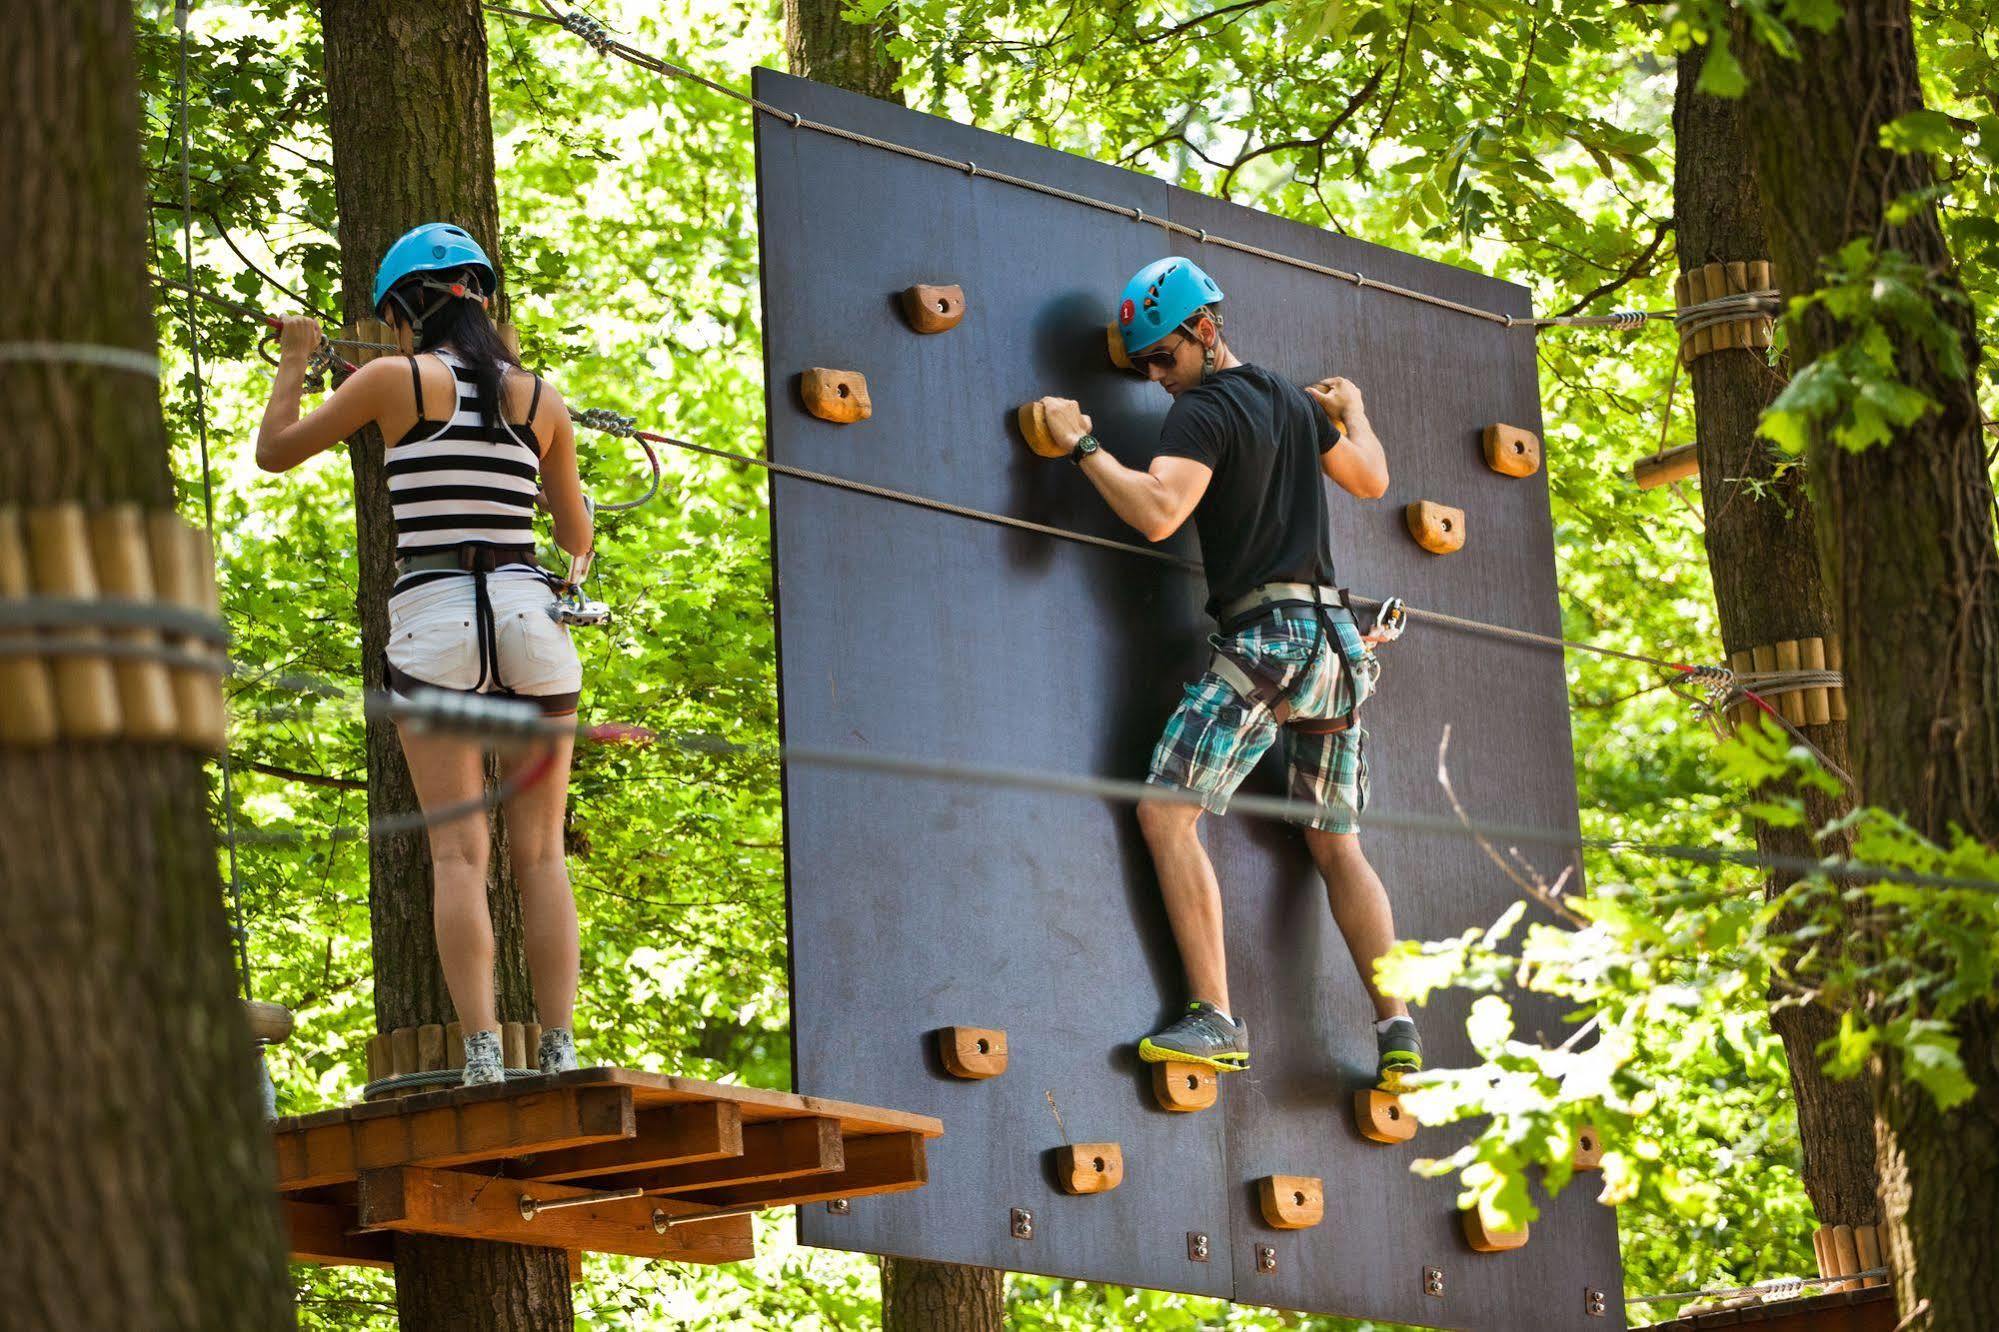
left=1128, top=333, right=1187, bottom=372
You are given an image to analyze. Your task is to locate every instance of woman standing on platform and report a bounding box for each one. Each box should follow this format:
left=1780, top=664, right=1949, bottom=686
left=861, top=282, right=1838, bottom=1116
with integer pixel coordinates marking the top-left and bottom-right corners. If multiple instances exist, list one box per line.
left=254, top=223, right=590, bottom=1086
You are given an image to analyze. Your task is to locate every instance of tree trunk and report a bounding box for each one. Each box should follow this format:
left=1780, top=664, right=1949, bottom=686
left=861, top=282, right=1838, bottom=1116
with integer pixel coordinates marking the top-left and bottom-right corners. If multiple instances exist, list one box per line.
left=785, top=0, right=904, bottom=102
left=1739, top=2, right=1999, bottom=1325
left=1672, top=42, right=1881, bottom=1229
left=780, top=6, right=1002, bottom=1328
left=0, top=3, right=295, bottom=1328
left=317, top=1, right=568, bottom=1322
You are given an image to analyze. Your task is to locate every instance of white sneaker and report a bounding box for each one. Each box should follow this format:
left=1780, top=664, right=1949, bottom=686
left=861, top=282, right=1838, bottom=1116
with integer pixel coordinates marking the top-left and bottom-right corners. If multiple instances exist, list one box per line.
left=538, top=1027, right=579, bottom=1075
left=461, top=1029, right=505, bottom=1086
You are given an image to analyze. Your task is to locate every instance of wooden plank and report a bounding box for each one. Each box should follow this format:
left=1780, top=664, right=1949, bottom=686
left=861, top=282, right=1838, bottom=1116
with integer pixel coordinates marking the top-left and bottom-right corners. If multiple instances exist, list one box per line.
left=633, top=1115, right=842, bottom=1196
left=676, top=1130, right=926, bottom=1209
left=1775, top=638, right=1806, bottom=725
left=549, top=1067, right=944, bottom=1138
left=286, top=1199, right=394, bottom=1270
left=520, top=1101, right=745, bottom=1183
left=275, top=1085, right=635, bottom=1191
left=356, top=1166, right=754, bottom=1264
left=1633, top=441, right=1698, bottom=489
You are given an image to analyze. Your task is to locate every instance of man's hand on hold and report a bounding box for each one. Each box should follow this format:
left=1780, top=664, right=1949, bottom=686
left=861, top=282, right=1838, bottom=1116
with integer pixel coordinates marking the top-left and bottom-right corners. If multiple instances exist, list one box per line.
left=1305, top=375, right=1365, bottom=433
left=1042, top=397, right=1093, bottom=453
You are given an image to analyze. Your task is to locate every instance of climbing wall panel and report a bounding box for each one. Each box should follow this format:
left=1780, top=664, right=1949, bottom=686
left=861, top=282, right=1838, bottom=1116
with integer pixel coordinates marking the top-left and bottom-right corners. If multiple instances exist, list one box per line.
left=756, top=68, right=1623, bottom=1327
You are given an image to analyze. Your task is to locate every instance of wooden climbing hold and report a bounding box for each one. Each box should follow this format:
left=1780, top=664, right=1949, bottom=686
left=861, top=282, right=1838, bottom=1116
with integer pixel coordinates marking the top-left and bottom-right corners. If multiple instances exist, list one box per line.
left=1017, top=400, right=1067, bottom=458
left=1257, top=1175, right=1324, bottom=1230
left=1482, top=424, right=1541, bottom=478
left=244, top=1000, right=295, bottom=1046
left=900, top=284, right=966, bottom=334
left=1106, top=322, right=1134, bottom=371
left=937, top=1026, right=1008, bottom=1079
left=1055, top=1142, right=1123, bottom=1195
left=1404, top=501, right=1465, bottom=555
left=1572, top=1123, right=1604, bottom=1172
left=1462, top=1208, right=1529, bottom=1253
left=1151, top=1061, right=1217, bottom=1113
left=800, top=368, right=872, bottom=424
left=1354, top=1088, right=1416, bottom=1144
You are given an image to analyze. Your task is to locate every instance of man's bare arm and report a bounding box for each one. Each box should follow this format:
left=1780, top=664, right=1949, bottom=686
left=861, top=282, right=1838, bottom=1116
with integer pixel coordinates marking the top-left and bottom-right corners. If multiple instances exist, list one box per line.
left=1040, top=396, right=1213, bottom=542
left=1305, top=376, right=1389, bottom=499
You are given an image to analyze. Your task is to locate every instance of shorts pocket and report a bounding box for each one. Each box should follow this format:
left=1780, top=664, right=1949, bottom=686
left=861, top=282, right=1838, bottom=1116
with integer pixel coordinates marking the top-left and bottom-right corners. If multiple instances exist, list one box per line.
left=387, top=614, right=478, bottom=689
left=496, top=604, right=581, bottom=694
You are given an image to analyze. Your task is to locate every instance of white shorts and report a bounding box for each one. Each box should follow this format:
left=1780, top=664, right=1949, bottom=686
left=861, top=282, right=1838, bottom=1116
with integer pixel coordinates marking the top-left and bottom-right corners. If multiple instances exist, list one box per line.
left=386, top=571, right=583, bottom=715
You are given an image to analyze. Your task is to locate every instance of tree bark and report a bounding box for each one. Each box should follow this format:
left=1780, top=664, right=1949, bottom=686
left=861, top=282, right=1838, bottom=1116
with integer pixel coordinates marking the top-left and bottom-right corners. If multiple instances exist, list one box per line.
left=1672, top=41, right=1881, bottom=1229
left=1739, top=2, right=1999, bottom=1324
left=0, top=3, right=294, bottom=1328
left=317, top=1, right=568, bottom=1322
left=785, top=0, right=904, bottom=102
left=780, top=4, right=1001, bottom=1327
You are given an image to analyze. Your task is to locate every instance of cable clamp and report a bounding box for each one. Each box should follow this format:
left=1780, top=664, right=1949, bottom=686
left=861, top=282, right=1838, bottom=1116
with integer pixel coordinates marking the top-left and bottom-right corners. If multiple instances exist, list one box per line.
left=302, top=338, right=342, bottom=394
left=575, top=406, right=638, bottom=437
left=1131, top=207, right=1145, bottom=223
left=1351, top=272, right=1366, bottom=289
left=1197, top=229, right=1209, bottom=243
left=1504, top=314, right=1516, bottom=328
left=561, top=9, right=615, bottom=55
left=790, top=110, right=804, bottom=128
left=964, top=161, right=979, bottom=177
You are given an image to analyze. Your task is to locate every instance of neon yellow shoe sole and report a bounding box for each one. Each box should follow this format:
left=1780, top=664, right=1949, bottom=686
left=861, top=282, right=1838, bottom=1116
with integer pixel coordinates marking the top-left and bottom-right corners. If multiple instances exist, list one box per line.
left=1138, top=1037, right=1249, bottom=1072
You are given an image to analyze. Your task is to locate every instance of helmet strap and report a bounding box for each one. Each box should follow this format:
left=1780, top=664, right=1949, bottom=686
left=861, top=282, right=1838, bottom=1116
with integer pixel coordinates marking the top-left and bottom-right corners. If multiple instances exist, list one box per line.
left=1182, top=310, right=1222, bottom=380
left=384, top=274, right=490, bottom=345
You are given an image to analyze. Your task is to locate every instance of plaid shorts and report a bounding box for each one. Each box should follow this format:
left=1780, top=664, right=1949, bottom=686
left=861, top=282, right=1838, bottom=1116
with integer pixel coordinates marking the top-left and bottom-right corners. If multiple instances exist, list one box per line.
left=1146, top=606, right=1378, bottom=833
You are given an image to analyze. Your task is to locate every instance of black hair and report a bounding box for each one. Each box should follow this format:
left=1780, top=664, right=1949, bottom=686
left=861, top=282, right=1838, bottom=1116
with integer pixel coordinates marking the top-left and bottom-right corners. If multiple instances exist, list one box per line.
left=384, top=268, right=521, bottom=432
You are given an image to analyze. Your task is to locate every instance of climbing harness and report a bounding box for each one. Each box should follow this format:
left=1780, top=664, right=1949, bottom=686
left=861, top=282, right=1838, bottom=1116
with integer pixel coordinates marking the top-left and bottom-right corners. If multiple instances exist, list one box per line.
left=1206, top=582, right=1379, bottom=735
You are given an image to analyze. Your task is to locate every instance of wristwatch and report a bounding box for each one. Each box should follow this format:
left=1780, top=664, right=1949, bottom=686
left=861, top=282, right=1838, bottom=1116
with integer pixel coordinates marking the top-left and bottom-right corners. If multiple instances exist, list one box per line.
left=1069, top=433, right=1102, bottom=465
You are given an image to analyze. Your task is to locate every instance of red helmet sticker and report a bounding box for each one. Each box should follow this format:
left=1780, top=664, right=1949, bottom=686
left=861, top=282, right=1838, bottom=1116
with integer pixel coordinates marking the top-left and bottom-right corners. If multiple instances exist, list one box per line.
left=1119, top=298, right=1135, bottom=324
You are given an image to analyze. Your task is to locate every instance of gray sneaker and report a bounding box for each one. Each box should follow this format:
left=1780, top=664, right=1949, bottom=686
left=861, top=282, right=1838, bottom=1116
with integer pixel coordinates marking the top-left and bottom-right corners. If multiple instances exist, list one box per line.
left=1139, top=1002, right=1250, bottom=1072
left=538, top=1027, right=579, bottom=1075
left=1376, top=1016, right=1423, bottom=1091
left=461, top=1029, right=505, bottom=1087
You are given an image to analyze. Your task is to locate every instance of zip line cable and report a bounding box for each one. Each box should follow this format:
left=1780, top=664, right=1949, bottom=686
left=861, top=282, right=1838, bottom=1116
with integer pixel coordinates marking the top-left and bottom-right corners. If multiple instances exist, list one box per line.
left=6, top=587, right=1995, bottom=889
left=173, top=0, right=252, bottom=1001
left=485, top=2, right=1777, bottom=337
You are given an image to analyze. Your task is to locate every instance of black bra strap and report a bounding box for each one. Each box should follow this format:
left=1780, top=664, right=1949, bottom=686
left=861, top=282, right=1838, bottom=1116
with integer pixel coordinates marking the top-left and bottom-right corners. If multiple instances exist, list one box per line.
left=407, top=354, right=424, bottom=419
left=525, top=374, right=543, bottom=425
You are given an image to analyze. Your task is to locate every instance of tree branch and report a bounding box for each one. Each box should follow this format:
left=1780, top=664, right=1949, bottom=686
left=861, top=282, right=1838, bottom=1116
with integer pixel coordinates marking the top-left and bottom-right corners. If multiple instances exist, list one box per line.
left=242, top=759, right=366, bottom=790
left=1551, top=216, right=1674, bottom=319
left=1134, top=0, right=1276, bottom=46
left=1220, top=64, right=1386, bottom=195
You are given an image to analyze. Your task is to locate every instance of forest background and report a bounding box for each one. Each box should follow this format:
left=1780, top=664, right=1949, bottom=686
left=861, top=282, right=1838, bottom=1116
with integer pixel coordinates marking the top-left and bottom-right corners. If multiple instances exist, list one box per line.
left=137, top=0, right=1998, bottom=1326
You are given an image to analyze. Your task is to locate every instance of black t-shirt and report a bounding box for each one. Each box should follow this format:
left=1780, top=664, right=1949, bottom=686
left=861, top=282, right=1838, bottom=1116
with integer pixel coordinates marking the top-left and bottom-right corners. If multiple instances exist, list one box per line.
left=1154, top=363, right=1339, bottom=615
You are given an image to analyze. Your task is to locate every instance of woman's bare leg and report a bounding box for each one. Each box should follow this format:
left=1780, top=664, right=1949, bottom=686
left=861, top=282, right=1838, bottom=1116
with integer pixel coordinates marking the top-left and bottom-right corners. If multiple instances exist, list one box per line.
left=500, top=731, right=578, bottom=1031
left=395, top=724, right=497, bottom=1033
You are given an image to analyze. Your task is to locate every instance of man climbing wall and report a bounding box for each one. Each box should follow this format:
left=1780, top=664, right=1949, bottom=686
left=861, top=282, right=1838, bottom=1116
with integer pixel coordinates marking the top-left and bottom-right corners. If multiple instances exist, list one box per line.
left=1028, top=257, right=1422, bottom=1092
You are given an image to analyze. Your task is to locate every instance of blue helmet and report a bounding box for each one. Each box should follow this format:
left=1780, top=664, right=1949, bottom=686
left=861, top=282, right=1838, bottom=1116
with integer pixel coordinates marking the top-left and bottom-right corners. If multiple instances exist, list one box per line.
left=1117, top=257, right=1224, bottom=353
left=371, top=222, right=496, bottom=313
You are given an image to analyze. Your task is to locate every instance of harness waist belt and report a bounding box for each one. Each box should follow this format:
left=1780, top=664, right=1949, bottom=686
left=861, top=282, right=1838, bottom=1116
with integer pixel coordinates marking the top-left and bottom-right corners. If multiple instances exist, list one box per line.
left=1219, top=581, right=1352, bottom=627
left=397, top=544, right=539, bottom=576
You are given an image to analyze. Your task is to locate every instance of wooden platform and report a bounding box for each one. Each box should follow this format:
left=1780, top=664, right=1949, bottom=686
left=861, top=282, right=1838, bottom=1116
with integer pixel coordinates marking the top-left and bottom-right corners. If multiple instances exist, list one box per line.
left=275, top=1067, right=943, bottom=1269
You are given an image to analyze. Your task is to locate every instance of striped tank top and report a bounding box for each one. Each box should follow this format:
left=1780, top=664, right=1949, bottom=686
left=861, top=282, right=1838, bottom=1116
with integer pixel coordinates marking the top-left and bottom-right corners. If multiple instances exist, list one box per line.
left=386, top=349, right=544, bottom=592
